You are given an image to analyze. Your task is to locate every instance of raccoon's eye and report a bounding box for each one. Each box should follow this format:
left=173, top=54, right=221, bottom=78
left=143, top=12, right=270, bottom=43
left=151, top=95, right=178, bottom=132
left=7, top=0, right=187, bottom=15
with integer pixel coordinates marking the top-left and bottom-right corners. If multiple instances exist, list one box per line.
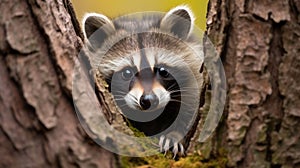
left=121, top=68, right=134, bottom=80
left=158, top=67, right=169, bottom=78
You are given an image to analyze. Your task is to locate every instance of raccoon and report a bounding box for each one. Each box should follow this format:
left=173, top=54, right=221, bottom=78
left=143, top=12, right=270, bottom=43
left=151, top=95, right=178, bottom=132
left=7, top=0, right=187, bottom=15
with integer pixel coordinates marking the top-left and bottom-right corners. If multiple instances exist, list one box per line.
left=82, top=5, right=204, bottom=157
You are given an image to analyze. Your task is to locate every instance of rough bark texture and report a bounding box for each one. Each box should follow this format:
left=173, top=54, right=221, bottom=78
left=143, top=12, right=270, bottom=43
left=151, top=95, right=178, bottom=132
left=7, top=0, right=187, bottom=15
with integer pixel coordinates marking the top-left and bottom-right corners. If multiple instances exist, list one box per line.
left=2, top=0, right=300, bottom=167
left=0, top=0, right=116, bottom=167
left=206, top=0, right=300, bottom=167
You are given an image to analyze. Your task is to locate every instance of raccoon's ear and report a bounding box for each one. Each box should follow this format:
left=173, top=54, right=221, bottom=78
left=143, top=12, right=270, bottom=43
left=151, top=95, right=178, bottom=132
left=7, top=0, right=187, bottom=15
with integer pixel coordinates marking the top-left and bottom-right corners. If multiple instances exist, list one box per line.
left=160, top=5, right=195, bottom=39
left=82, top=13, right=115, bottom=42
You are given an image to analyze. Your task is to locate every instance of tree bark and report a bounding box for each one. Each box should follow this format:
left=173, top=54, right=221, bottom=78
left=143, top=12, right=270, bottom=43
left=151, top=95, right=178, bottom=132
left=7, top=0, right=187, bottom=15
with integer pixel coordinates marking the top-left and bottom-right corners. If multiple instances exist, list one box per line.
left=0, top=0, right=116, bottom=167
left=206, top=0, right=300, bottom=167
left=1, top=0, right=300, bottom=167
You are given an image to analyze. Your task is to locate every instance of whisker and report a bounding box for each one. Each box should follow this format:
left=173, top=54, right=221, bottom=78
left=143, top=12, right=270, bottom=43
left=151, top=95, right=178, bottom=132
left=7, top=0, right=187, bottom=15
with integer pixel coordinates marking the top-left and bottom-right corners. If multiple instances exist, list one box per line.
left=160, top=93, right=170, bottom=101
left=112, top=90, right=128, bottom=95
left=167, top=83, right=177, bottom=91
left=126, top=93, right=140, bottom=106
left=168, top=90, right=187, bottom=94
left=114, top=98, right=125, bottom=101
left=169, top=99, right=191, bottom=107
left=128, top=93, right=138, bottom=100
left=117, top=103, right=130, bottom=108
left=171, top=94, right=196, bottom=98
left=113, top=94, right=125, bottom=97
left=177, top=86, right=199, bottom=89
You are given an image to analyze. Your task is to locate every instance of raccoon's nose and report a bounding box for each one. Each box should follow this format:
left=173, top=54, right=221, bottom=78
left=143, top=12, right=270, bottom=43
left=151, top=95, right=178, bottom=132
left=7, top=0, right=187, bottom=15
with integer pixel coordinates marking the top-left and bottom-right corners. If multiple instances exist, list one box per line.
left=140, top=93, right=158, bottom=110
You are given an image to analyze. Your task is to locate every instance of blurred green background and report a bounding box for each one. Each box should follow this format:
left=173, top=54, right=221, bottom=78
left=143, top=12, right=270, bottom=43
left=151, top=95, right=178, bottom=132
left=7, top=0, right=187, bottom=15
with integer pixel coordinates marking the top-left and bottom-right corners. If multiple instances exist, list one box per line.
left=71, top=0, right=208, bottom=30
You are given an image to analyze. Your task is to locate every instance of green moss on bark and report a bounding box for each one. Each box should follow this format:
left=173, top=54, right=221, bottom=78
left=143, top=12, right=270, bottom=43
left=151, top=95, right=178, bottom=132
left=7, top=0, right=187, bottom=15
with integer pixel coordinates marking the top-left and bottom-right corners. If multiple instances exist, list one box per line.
left=120, top=152, right=227, bottom=168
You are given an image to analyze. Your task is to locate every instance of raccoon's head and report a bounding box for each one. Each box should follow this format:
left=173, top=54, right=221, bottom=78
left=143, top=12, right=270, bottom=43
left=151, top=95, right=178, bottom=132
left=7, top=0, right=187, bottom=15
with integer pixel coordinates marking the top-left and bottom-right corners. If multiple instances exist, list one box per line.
left=82, top=6, right=202, bottom=114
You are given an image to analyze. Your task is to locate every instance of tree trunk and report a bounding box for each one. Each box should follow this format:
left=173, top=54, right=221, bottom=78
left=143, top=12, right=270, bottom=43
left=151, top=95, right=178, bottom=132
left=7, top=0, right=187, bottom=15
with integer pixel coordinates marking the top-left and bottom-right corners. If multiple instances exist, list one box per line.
left=1, top=0, right=300, bottom=167
left=0, top=0, right=116, bottom=167
left=206, top=0, right=300, bottom=167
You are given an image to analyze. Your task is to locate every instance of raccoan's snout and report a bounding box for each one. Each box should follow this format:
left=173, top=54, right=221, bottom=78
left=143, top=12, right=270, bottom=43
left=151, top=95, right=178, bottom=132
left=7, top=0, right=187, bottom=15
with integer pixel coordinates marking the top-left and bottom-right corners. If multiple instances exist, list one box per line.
left=122, top=72, right=171, bottom=112
left=139, top=92, right=159, bottom=110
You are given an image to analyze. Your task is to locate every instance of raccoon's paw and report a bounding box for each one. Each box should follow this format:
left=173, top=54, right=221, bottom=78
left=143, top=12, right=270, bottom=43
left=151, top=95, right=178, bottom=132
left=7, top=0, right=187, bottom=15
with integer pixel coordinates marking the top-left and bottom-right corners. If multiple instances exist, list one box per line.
left=159, top=135, right=185, bottom=159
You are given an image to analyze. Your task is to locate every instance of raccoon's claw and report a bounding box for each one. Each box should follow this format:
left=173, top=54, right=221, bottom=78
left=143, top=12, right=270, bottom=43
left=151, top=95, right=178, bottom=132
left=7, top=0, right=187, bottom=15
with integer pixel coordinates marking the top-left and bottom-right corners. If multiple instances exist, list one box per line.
left=172, top=142, right=185, bottom=159
left=159, top=135, right=166, bottom=153
left=159, top=135, right=185, bottom=158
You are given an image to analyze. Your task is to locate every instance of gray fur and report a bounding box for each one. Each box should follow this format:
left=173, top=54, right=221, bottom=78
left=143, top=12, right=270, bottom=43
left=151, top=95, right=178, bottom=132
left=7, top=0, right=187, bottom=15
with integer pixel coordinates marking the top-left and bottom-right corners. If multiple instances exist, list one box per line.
left=82, top=5, right=204, bottom=156
left=82, top=6, right=203, bottom=83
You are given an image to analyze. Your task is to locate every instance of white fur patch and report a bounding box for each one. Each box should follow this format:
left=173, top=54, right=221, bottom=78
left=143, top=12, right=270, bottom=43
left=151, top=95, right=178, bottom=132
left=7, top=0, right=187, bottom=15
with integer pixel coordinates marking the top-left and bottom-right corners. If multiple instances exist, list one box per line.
left=152, top=85, right=170, bottom=109
left=161, top=5, right=195, bottom=37
left=145, top=49, right=156, bottom=70
left=125, top=85, right=143, bottom=110
left=132, top=53, right=141, bottom=71
left=82, top=12, right=115, bottom=39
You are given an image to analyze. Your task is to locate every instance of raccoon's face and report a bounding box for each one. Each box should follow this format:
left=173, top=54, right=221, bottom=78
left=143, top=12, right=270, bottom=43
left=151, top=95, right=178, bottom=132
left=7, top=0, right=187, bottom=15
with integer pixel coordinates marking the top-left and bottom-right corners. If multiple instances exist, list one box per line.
left=109, top=45, right=192, bottom=112
left=110, top=55, right=173, bottom=111
left=82, top=6, right=202, bottom=114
